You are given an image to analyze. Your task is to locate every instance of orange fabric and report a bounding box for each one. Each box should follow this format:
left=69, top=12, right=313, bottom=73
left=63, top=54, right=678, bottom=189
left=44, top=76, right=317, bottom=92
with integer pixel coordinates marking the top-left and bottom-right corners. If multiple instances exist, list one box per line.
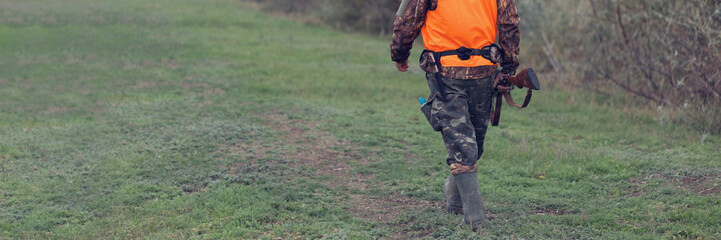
left=422, top=0, right=498, bottom=67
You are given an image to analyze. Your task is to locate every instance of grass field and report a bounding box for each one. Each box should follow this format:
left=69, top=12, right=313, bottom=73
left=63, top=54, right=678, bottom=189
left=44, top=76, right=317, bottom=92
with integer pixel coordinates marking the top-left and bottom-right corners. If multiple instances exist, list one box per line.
left=1, top=0, right=720, bottom=239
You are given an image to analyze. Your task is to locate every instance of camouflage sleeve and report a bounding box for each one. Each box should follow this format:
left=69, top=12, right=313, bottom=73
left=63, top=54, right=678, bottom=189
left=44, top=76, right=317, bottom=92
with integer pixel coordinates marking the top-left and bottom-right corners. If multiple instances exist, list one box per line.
left=390, top=0, right=433, bottom=63
left=497, top=0, right=520, bottom=75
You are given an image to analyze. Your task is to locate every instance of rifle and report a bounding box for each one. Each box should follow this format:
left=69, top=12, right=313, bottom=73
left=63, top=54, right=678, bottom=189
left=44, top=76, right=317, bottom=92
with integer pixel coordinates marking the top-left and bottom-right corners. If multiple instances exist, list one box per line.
left=396, top=0, right=412, bottom=17
left=490, top=68, right=540, bottom=126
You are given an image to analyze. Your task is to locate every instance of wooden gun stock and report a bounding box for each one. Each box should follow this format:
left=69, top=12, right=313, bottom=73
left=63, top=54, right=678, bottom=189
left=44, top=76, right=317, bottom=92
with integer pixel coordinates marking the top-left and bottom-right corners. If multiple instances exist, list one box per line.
left=506, top=68, right=540, bottom=91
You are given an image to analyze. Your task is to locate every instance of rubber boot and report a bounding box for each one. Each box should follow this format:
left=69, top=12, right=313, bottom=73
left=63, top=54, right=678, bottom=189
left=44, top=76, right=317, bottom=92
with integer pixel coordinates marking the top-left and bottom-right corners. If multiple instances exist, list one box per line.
left=443, top=176, right=463, bottom=215
left=454, top=172, right=488, bottom=230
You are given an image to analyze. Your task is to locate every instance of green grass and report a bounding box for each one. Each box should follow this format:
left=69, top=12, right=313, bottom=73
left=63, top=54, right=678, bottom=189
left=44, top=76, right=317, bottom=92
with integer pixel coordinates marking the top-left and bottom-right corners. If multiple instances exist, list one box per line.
left=1, top=0, right=720, bottom=239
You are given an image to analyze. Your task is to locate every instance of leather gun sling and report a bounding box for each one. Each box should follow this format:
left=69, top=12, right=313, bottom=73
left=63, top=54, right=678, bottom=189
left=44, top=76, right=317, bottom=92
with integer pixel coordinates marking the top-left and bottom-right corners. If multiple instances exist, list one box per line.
left=491, top=88, right=533, bottom=126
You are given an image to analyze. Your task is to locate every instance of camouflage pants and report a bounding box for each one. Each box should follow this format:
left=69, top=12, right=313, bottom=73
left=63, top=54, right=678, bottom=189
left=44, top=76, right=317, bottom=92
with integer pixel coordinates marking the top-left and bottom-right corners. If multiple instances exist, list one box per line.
left=421, top=72, right=495, bottom=167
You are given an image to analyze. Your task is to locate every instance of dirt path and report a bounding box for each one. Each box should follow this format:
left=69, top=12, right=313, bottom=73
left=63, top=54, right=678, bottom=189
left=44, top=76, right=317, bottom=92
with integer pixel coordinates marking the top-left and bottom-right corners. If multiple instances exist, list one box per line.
left=257, top=113, right=439, bottom=237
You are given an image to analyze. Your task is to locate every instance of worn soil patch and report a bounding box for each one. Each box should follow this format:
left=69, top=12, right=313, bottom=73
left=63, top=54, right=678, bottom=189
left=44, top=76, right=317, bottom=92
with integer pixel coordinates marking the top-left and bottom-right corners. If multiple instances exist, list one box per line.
left=531, top=207, right=573, bottom=216
left=678, top=174, right=721, bottom=196
left=245, top=112, right=437, bottom=237
left=626, top=171, right=721, bottom=196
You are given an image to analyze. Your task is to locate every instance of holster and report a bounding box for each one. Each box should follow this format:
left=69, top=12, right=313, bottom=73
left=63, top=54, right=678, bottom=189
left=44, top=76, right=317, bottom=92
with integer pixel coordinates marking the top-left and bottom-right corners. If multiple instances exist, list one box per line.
left=420, top=72, right=444, bottom=132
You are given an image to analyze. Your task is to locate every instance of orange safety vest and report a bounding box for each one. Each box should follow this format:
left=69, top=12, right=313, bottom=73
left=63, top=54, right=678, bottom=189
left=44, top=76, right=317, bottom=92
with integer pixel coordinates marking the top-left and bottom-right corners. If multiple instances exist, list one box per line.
left=422, top=0, right=498, bottom=67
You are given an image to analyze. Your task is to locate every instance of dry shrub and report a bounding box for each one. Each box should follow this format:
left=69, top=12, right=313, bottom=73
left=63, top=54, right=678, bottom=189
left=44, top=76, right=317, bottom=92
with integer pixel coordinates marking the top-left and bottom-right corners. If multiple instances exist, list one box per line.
left=520, top=0, right=721, bottom=134
left=582, top=0, right=721, bottom=133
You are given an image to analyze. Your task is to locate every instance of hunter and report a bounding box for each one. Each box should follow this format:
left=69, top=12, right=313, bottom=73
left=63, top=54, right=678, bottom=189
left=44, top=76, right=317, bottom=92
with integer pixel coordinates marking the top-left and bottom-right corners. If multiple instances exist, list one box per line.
left=390, top=0, right=520, bottom=229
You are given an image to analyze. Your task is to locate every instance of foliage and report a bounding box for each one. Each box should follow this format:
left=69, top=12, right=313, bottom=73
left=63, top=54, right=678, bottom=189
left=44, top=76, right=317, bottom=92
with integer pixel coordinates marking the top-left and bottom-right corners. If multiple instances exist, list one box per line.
left=518, top=0, right=721, bottom=134
left=583, top=0, right=721, bottom=133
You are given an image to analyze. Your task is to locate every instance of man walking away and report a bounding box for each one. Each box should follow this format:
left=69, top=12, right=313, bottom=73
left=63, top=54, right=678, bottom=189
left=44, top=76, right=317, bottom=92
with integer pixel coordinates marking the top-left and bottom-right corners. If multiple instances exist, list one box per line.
left=390, top=0, right=520, bottom=230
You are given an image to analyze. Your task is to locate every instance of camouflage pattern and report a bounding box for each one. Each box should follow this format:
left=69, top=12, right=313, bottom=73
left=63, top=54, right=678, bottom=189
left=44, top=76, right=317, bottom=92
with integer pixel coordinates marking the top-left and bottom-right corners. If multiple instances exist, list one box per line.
left=390, top=0, right=521, bottom=78
left=421, top=72, right=495, bottom=169
left=496, top=0, right=521, bottom=75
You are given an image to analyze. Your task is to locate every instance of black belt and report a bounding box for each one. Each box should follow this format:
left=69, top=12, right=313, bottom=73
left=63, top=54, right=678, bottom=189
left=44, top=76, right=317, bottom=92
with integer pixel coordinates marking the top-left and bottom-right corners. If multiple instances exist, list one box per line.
left=436, top=44, right=504, bottom=64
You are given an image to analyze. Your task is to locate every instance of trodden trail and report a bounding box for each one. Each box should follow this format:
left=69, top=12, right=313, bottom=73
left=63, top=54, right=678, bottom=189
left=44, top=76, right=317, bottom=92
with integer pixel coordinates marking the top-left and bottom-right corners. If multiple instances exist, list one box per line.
left=248, top=112, right=439, bottom=237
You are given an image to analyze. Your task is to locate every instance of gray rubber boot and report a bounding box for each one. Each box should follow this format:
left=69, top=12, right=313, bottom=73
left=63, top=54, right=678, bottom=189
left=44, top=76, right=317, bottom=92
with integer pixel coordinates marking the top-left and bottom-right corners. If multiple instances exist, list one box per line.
left=443, top=176, right=463, bottom=214
left=454, top=172, right=488, bottom=230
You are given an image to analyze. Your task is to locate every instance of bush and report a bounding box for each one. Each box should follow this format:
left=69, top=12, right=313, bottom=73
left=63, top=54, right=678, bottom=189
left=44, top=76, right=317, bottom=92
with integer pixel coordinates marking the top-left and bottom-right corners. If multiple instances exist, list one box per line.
left=512, top=0, right=720, bottom=134
left=581, top=0, right=721, bottom=133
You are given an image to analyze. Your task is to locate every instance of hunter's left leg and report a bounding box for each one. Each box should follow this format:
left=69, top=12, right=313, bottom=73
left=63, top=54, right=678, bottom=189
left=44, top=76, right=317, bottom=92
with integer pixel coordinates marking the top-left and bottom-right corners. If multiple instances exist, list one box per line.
left=467, top=75, right=495, bottom=161
left=454, top=75, right=493, bottom=230
left=438, top=77, right=490, bottom=229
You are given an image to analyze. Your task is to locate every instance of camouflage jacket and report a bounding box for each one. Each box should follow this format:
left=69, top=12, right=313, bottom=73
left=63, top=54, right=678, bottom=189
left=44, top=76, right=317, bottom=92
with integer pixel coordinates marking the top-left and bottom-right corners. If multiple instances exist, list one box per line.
left=390, top=0, right=520, bottom=79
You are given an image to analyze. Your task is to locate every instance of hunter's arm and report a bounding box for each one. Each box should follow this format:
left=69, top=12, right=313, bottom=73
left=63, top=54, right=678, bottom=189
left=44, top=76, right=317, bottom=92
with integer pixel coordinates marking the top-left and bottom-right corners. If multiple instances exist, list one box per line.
left=497, top=0, right=520, bottom=75
left=390, top=0, right=432, bottom=63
